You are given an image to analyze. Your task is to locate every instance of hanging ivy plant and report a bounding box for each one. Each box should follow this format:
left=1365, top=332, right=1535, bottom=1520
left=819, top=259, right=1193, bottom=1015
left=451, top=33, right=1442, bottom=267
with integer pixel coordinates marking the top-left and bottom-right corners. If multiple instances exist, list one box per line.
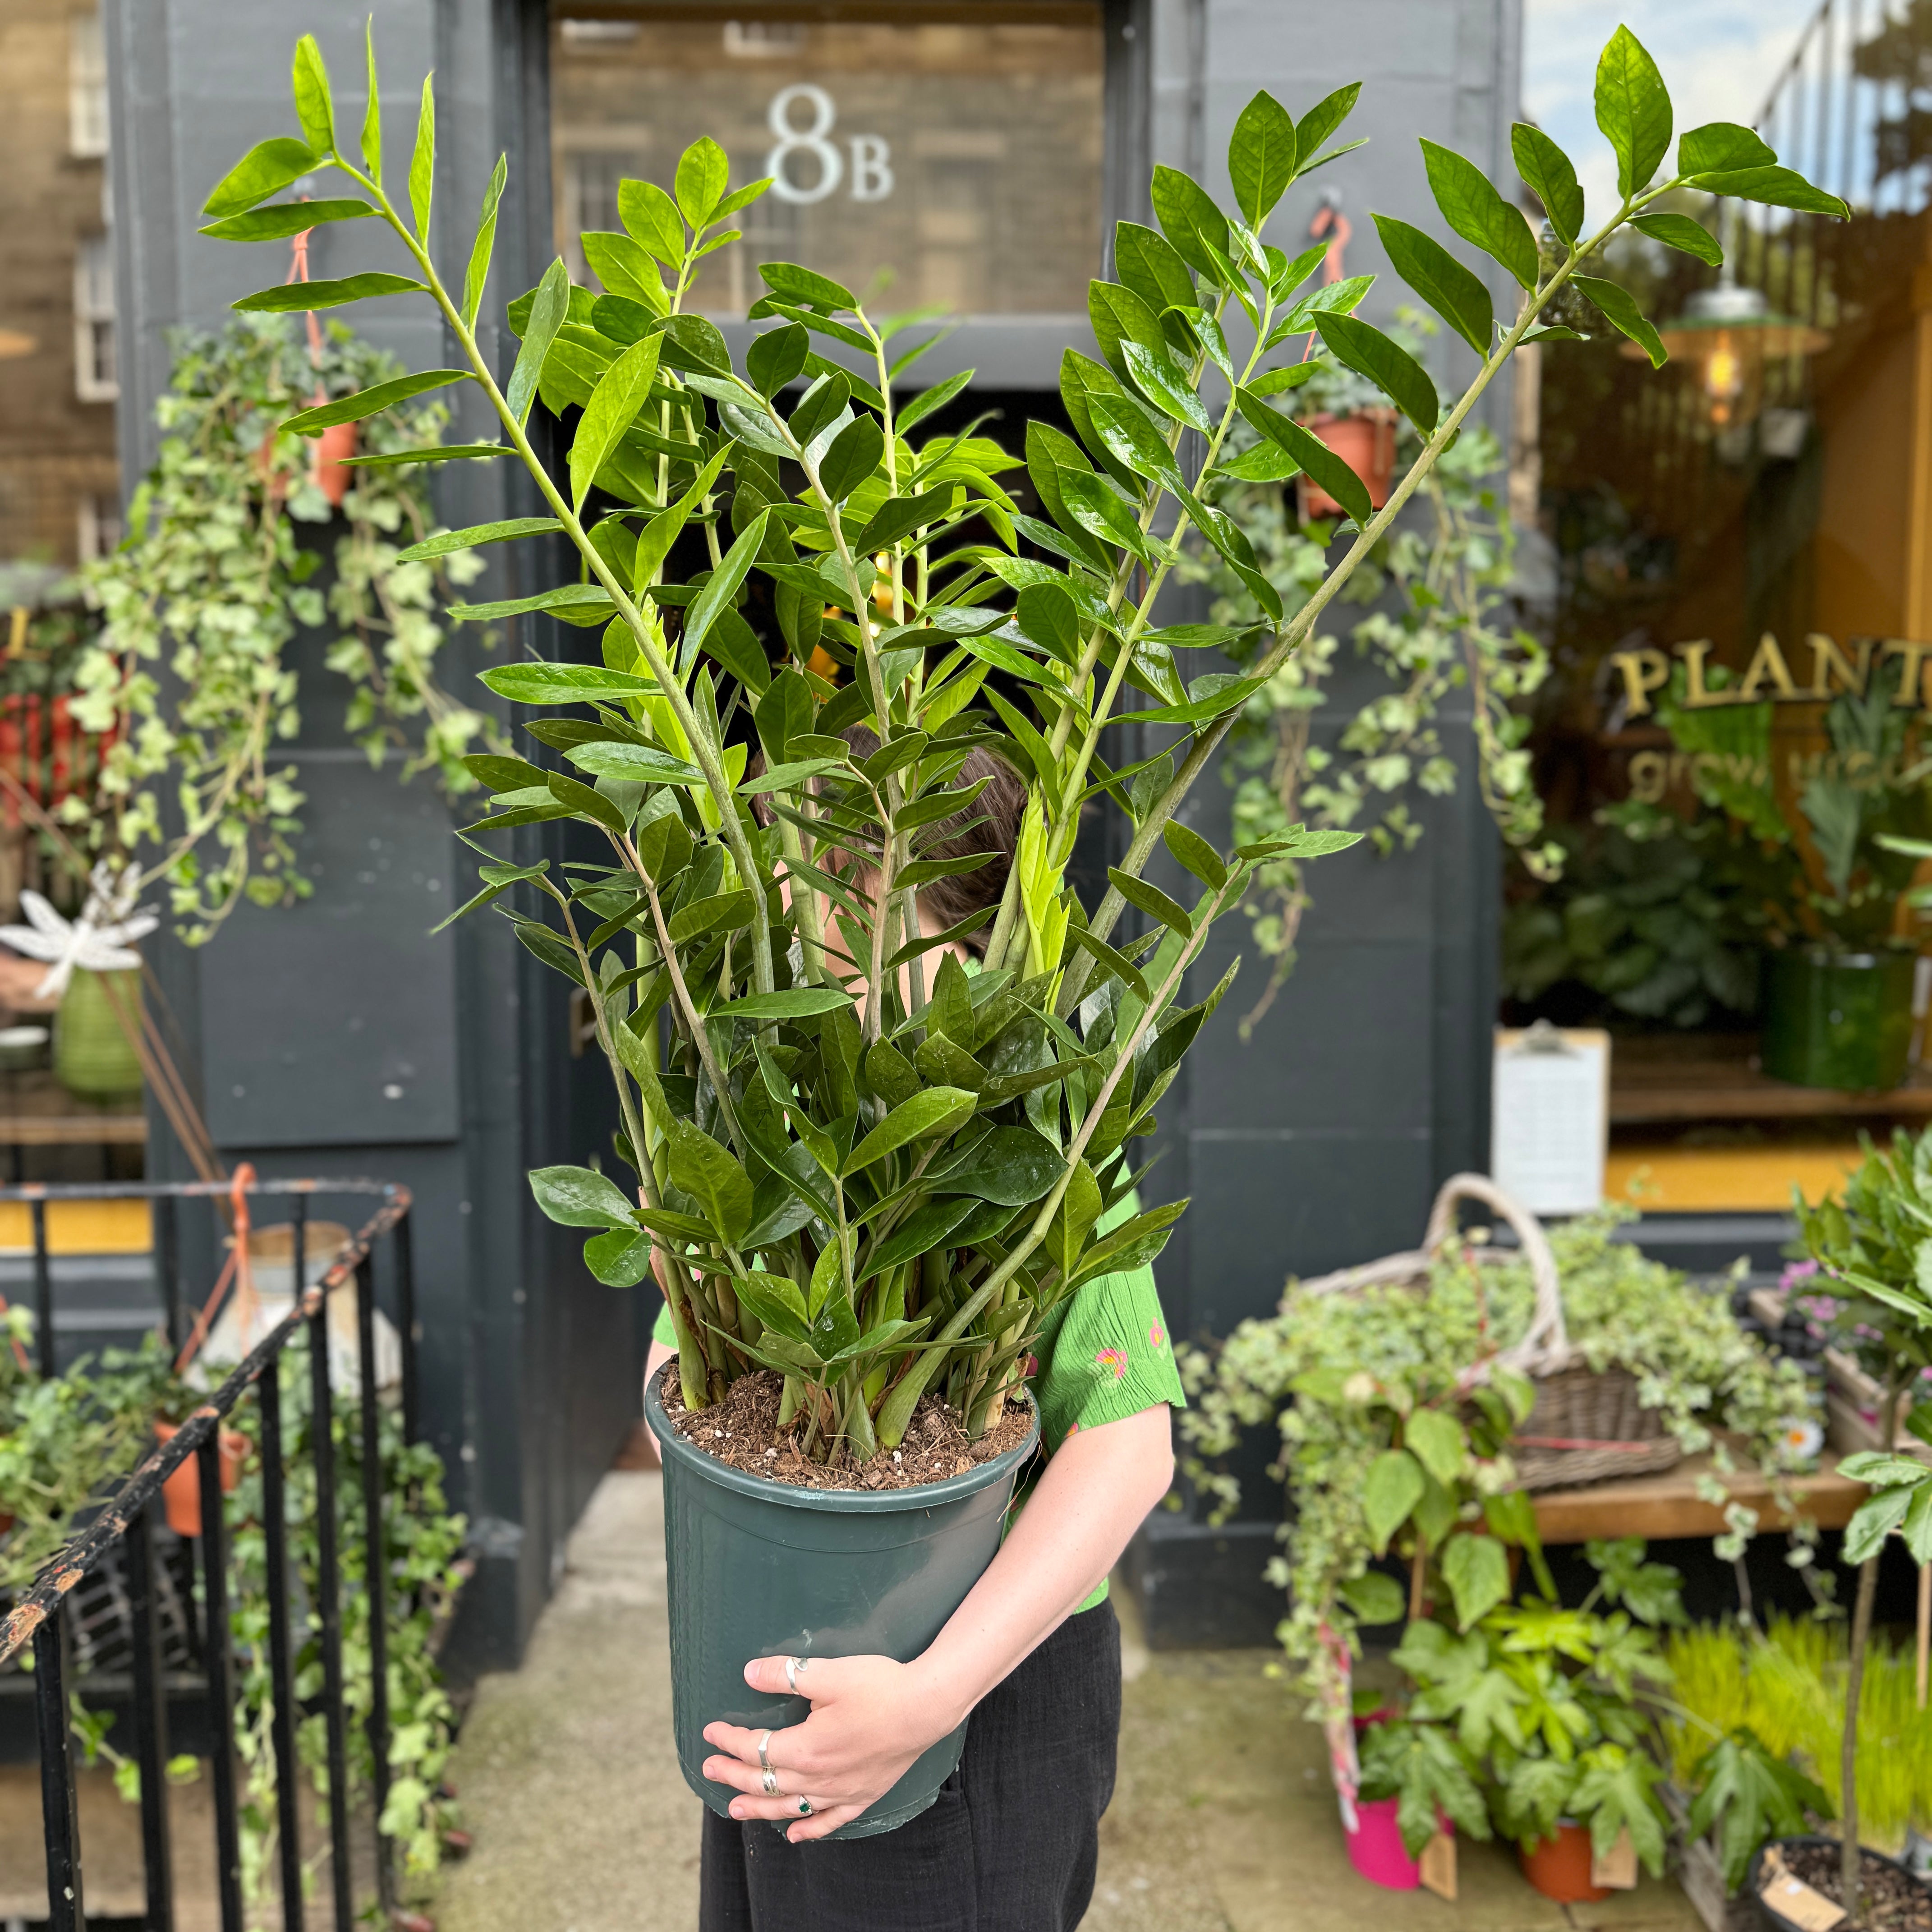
left=73, top=314, right=502, bottom=942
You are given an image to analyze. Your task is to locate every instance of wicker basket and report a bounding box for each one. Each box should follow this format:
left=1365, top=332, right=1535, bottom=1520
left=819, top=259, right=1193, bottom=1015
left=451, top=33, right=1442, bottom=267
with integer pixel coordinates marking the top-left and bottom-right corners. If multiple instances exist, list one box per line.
left=1297, top=1173, right=1681, bottom=1494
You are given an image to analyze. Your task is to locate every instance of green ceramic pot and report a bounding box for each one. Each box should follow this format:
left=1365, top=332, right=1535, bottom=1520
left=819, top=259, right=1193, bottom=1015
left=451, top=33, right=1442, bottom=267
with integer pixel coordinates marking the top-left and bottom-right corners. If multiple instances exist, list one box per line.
left=1761, top=946, right=1918, bottom=1091
left=644, top=1375, right=1038, bottom=1840
left=54, top=967, right=143, bottom=1101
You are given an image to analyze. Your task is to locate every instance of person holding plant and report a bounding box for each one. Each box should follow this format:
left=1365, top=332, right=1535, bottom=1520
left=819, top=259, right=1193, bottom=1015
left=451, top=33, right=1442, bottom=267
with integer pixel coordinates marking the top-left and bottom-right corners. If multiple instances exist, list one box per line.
left=639, top=741, right=1185, bottom=1927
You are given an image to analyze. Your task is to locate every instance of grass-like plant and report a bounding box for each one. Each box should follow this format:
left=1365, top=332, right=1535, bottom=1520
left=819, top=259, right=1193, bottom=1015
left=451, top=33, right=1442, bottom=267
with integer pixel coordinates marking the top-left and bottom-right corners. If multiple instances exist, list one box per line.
left=196, top=27, right=1841, bottom=1465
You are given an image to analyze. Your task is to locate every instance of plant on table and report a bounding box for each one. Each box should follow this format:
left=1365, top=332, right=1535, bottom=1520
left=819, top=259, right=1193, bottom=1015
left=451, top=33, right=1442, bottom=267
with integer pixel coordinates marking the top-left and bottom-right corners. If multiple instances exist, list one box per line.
left=1794, top=1126, right=1932, bottom=1908
left=195, top=27, right=1840, bottom=1466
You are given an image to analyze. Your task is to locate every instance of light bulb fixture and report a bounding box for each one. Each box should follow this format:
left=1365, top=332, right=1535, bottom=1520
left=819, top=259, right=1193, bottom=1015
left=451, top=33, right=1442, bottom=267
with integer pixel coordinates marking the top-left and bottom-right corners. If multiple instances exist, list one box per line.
left=1623, top=272, right=1827, bottom=430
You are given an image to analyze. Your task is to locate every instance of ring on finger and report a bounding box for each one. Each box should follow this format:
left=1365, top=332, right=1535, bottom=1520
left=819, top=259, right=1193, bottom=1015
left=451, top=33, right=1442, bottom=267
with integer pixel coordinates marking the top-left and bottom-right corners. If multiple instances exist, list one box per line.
left=761, top=1766, right=779, bottom=1797
left=756, top=1730, right=773, bottom=1774
left=785, top=1656, right=806, bottom=1694
left=796, top=1797, right=813, bottom=1816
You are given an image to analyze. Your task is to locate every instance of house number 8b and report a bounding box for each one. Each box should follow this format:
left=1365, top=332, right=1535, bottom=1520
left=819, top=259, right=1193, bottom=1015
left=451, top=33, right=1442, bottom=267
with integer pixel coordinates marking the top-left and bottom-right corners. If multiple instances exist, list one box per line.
left=765, top=84, right=893, bottom=204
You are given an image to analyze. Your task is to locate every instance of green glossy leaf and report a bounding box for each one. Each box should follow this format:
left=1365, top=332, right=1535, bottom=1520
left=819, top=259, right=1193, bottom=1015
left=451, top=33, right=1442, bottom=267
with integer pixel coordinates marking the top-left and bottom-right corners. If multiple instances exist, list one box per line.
left=202, top=136, right=318, bottom=219
left=479, top=662, right=655, bottom=704
left=583, top=232, right=667, bottom=314
left=1371, top=214, right=1493, bottom=356
left=931, top=1125, right=1063, bottom=1206
left=1229, top=91, right=1297, bottom=225
left=453, top=584, right=613, bottom=626
left=1122, top=340, right=1213, bottom=434
left=292, top=33, right=334, bottom=156
left=1114, top=221, right=1198, bottom=318
left=1685, top=166, right=1850, bottom=219
left=1088, top=280, right=1168, bottom=384
left=1237, top=391, right=1372, bottom=524
left=198, top=198, right=375, bottom=242
left=1312, top=313, right=1438, bottom=433
left=1629, top=212, right=1721, bottom=265
left=529, top=1164, right=635, bottom=1229
left=1594, top=24, right=1672, bottom=198
left=409, top=70, right=435, bottom=237
left=675, top=135, right=730, bottom=228
left=1294, top=85, right=1361, bottom=174
left=846, top=1087, right=977, bottom=1173
left=667, top=889, right=754, bottom=944
left=583, top=1226, right=653, bottom=1288
left=1339, top=1572, right=1407, bottom=1626
left=1677, top=121, right=1776, bottom=176
left=665, top=1118, right=754, bottom=1246
left=722, top=988, right=855, bottom=1022
left=464, top=153, right=508, bottom=329
left=619, top=178, right=685, bottom=265
left=564, top=742, right=705, bottom=785
left=1150, top=166, right=1233, bottom=283
left=506, top=257, right=570, bottom=428
left=897, top=369, right=972, bottom=432
left=632, top=448, right=729, bottom=593
left=1088, top=392, right=1185, bottom=491
left=233, top=273, right=426, bottom=313
left=1511, top=124, right=1583, bottom=247
left=571, top=332, right=662, bottom=512
left=681, top=509, right=770, bottom=668
left=546, top=770, right=628, bottom=834
left=1441, top=1531, right=1511, bottom=1631
left=731, top=1269, right=810, bottom=1341
left=360, top=18, right=382, bottom=180
left=1162, top=821, right=1227, bottom=892
left=395, top=517, right=559, bottom=561
left=1107, top=866, right=1192, bottom=940
left=759, top=259, right=857, bottom=311
left=1058, top=468, right=1153, bottom=562
left=1420, top=137, right=1539, bottom=289
left=281, top=369, right=470, bottom=435
left=1363, top=1449, right=1425, bottom=1553
left=335, top=442, right=506, bottom=468
left=1845, top=1486, right=1912, bottom=1564
left=818, top=416, right=885, bottom=503
left=854, top=485, right=961, bottom=555
left=1572, top=275, right=1667, bottom=368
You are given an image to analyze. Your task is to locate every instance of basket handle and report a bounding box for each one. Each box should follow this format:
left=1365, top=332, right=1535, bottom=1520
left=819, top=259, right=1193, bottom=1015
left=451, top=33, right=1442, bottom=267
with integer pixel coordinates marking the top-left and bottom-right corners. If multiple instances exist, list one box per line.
left=1420, top=1173, right=1569, bottom=1375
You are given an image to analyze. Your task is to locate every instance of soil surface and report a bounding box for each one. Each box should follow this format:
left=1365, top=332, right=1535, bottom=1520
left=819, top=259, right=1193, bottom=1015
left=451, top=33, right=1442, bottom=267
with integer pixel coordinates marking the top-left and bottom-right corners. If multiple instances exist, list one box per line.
left=1779, top=1843, right=1932, bottom=1931
left=657, top=1364, right=1034, bottom=1491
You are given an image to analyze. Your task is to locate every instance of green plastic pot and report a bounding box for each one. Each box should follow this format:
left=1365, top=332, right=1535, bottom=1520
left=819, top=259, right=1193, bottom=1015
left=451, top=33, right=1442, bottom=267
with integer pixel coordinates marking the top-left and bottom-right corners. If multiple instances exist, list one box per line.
left=1761, top=946, right=1918, bottom=1091
left=643, top=1375, right=1039, bottom=1840
left=54, top=967, right=143, bottom=1101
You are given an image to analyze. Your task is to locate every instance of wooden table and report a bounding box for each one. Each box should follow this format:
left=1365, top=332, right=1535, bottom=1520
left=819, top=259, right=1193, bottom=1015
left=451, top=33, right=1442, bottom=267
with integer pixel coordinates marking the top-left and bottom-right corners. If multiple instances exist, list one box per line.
left=1532, top=1450, right=1868, bottom=1545
left=1610, top=1032, right=1932, bottom=1123
left=0, top=1067, right=142, bottom=1145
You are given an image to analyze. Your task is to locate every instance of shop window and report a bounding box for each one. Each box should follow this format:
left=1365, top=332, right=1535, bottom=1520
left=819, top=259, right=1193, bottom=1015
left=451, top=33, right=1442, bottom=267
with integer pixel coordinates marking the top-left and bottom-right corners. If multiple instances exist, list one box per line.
left=1511, top=4, right=1932, bottom=1209
left=69, top=12, right=107, bottom=160
left=548, top=3, right=1104, bottom=318
left=73, top=236, right=116, bottom=402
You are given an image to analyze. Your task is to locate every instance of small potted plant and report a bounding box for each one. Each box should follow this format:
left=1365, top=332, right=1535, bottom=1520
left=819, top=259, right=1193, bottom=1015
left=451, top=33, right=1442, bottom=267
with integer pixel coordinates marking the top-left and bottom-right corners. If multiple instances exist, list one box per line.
left=198, top=23, right=1838, bottom=1843
left=1289, top=354, right=1401, bottom=521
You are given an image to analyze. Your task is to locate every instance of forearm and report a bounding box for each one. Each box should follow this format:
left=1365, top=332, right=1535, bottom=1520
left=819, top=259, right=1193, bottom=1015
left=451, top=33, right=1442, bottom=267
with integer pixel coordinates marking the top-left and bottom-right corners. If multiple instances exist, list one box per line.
left=911, top=1404, right=1173, bottom=1729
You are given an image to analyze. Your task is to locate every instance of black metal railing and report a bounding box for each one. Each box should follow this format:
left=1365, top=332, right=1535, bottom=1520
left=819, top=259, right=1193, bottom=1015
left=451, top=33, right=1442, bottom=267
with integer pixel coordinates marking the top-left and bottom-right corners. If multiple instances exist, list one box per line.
left=0, top=1176, right=417, bottom=1932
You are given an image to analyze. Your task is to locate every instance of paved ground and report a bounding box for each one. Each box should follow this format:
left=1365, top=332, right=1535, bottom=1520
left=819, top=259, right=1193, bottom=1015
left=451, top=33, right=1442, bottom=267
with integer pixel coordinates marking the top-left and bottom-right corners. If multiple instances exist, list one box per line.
left=432, top=1470, right=1705, bottom=1932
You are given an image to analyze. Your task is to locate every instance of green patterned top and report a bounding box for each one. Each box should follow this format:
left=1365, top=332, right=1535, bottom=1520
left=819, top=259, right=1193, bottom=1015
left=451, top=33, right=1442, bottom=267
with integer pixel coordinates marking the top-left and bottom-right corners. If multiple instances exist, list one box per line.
left=649, top=1187, right=1184, bottom=1610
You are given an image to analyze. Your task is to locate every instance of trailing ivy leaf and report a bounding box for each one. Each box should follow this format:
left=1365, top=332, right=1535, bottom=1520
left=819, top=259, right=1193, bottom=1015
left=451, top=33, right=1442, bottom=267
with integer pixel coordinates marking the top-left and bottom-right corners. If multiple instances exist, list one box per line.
left=1371, top=215, right=1493, bottom=356
left=198, top=198, right=374, bottom=242
left=506, top=258, right=570, bottom=428
left=1339, top=1572, right=1406, bottom=1626
left=1312, top=313, right=1439, bottom=434
left=464, top=153, right=509, bottom=330
left=1594, top=24, right=1672, bottom=198
left=665, top=1118, right=754, bottom=1246
left=1677, top=121, right=1776, bottom=176
left=1511, top=124, right=1583, bottom=247
left=1420, top=138, right=1540, bottom=289
left=1571, top=275, right=1667, bottom=368
left=1228, top=91, right=1298, bottom=225
left=233, top=273, right=426, bottom=313
left=1629, top=212, right=1722, bottom=265
left=281, top=370, right=471, bottom=435
left=202, top=136, right=319, bottom=219
left=529, top=1164, right=635, bottom=1229
left=1363, top=1449, right=1426, bottom=1554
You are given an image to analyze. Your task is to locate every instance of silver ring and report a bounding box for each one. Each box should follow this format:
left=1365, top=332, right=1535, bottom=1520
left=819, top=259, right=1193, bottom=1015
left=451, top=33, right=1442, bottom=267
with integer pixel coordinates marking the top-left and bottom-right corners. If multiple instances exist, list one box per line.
left=785, top=1656, right=806, bottom=1693
left=762, top=1766, right=779, bottom=1796
left=756, top=1730, right=773, bottom=1773
left=797, top=1797, right=813, bottom=1816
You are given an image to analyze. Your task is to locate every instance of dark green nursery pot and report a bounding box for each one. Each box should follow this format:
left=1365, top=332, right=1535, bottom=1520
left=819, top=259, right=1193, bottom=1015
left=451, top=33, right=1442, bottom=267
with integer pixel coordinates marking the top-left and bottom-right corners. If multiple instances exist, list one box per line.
left=1761, top=945, right=1917, bottom=1091
left=644, top=1375, right=1039, bottom=1840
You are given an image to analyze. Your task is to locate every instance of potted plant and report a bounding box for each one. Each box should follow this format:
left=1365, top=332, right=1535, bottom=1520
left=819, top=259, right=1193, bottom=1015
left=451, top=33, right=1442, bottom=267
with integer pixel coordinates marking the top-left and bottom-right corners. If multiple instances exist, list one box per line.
left=198, top=24, right=1838, bottom=1836
left=1788, top=1127, right=1932, bottom=1921
left=1654, top=662, right=1932, bottom=1091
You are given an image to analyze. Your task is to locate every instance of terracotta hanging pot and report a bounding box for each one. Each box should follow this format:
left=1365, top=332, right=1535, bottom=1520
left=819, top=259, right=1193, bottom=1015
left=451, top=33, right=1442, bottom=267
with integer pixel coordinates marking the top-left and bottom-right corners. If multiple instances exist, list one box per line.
left=312, top=420, right=358, bottom=506
left=1297, top=409, right=1399, bottom=520
left=152, top=1420, right=248, bottom=1538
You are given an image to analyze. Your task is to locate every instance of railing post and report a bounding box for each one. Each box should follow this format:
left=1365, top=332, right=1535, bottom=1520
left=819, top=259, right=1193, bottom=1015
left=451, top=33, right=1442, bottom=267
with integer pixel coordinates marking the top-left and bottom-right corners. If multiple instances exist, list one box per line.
left=126, top=1504, right=176, bottom=1932
left=31, top=1194, right=53, bottom=1375
left=33, top=1616, right=84, bottom=1931
left=259, top=1352, right=305, bottom=1932
left=155, top=1191, right=182, bottom=1354
left=358, top=1253, right=395, bottom=1913
left=198, top=1436, right=244, bottom=1932
left=394, top=1205, right=419, bottom=1449
left=310, top=1278, right=354, bottom=1932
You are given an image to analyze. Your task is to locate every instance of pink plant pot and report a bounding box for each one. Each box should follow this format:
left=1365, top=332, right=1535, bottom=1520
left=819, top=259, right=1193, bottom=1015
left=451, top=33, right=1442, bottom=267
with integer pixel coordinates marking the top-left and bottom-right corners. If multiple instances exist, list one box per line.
left=1346, top=1794, right=1423, bottom=1890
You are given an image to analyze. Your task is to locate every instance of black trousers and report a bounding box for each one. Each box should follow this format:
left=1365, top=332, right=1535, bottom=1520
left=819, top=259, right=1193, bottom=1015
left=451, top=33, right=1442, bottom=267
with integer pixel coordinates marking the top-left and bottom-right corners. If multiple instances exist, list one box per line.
left=698, top=1598, right=1122, bottom=1932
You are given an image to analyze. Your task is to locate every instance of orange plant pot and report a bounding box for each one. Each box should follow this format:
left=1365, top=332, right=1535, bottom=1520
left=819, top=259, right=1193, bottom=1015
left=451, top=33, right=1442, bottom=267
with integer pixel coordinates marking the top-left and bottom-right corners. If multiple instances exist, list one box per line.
left=153, top=1420, right=248, bottom=1538
left=1518, top=1822, right=1610, bottom=1904
left=1297, top=409, right=1398, bottom=519
left=312, top=420, right=358, bottom=506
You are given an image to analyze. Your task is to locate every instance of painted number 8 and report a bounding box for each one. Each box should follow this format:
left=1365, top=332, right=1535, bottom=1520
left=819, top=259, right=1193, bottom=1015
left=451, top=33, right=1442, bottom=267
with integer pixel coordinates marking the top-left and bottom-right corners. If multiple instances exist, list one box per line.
left=765, top=84, right=893, bottom=205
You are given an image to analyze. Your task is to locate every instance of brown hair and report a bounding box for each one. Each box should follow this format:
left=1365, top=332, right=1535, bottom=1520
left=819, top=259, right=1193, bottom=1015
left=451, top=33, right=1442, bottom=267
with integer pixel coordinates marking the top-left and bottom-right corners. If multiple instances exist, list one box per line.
left=750, top=722, right=1026, bottom=957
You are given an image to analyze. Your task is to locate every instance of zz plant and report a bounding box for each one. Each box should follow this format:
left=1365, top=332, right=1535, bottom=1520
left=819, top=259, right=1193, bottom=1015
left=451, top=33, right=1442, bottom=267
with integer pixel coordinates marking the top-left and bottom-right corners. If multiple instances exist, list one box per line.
left=198, top=27, right=1842, bottom=1464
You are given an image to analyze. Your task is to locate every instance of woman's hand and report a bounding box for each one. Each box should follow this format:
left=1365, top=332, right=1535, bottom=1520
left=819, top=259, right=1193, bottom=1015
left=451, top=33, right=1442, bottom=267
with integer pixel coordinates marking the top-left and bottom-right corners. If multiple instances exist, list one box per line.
left=700, top=1652, right=958, bottom=1842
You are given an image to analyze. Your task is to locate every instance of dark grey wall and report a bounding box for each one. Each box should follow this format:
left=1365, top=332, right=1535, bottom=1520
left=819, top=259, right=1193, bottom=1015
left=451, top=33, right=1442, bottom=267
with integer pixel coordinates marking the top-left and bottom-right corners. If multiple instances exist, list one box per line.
left=1126, top=0, right=1520, bottom=1646
left=103, top=0, right=641, bottom=1674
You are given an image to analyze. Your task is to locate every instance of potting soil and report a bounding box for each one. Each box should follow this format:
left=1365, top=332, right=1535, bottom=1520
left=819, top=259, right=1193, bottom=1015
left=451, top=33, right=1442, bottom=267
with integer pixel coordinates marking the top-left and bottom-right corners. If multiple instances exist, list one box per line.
left=1781, top=1843, right=1932, bottom=1931
left=658, top=1364, right=1033, bottom=1491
